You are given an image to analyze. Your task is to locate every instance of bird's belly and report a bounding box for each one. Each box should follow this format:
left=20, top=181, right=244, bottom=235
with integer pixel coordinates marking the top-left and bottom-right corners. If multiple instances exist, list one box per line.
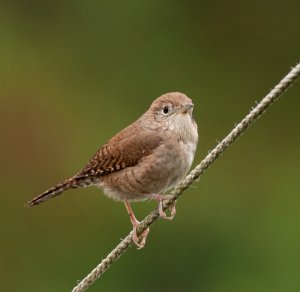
left=98, top=141, right=196, bottom=202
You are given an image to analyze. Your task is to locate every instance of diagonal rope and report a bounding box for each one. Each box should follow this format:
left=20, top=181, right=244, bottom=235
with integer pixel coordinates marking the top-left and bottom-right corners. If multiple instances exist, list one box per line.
left=72, top=63, right=300, bottom=292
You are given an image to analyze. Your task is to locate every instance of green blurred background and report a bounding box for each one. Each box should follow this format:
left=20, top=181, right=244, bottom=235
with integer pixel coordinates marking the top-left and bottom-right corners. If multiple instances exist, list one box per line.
left=1, top=1, right=299, bottom=291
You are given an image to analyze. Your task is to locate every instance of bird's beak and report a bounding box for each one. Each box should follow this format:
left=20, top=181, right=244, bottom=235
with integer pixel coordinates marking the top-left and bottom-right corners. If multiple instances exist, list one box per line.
left=178, top=103, right=194, bottom=114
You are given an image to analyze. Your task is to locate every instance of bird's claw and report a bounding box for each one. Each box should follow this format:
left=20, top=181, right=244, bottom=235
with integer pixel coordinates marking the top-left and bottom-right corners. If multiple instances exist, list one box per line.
left=124, top=200, right=150, bottom=249
left=132, top=225, right=150, bottom=249
left=158, top=203, right=176, bottom=220
left=152, top=194, right=177, bottom=221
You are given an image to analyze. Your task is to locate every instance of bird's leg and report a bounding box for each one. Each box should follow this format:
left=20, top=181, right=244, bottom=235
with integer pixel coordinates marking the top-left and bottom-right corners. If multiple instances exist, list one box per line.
left=124, top=200, right=149, bottom=249
left=152, top=194, right=176, bottom=220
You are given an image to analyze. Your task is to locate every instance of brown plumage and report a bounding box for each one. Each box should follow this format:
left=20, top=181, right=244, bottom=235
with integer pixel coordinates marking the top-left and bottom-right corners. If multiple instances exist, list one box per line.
left=27, top=124, right=163, bottom=206
left=27, top=92, right=198, bottom=248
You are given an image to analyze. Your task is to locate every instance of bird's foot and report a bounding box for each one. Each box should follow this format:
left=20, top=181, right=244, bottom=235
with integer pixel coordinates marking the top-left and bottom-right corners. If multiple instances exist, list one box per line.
left=152, top=194, right=176, bottom=220
left=131, top=221, right=150, bottom=249
left=124, top=200, right=150, bottom=249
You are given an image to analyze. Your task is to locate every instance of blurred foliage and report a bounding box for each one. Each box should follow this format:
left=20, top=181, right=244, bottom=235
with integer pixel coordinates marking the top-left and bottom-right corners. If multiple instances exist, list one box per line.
left=0, top=1, right=299, bottom=291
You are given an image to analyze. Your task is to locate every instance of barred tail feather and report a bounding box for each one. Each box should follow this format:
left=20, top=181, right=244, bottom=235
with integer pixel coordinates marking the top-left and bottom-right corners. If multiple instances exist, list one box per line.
left=27, top=174, right=93, bottom=207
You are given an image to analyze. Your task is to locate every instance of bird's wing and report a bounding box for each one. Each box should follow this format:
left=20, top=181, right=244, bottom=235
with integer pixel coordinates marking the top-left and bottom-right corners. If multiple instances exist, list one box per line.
left=27, top=126, right=162, bottom=207
left=75, top=126, right=162, bottom=179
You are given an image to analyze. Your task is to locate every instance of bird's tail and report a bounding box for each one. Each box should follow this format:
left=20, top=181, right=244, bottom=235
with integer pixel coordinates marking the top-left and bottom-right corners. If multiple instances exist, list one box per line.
left=26, top=173, right=95, bottom=207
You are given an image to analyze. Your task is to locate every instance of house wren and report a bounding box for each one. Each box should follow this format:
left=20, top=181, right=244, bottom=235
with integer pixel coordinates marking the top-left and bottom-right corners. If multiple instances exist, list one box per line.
left=27, top=92, right=198, bottom=248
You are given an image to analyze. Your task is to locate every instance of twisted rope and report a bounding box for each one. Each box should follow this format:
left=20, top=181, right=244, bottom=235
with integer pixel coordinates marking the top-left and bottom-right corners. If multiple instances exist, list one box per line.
left=72, top=63, right=300, bottom=292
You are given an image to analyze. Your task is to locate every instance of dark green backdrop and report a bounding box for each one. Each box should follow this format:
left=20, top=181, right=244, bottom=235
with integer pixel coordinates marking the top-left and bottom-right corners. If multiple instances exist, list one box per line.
left=1, top=1, right=299, bottom=291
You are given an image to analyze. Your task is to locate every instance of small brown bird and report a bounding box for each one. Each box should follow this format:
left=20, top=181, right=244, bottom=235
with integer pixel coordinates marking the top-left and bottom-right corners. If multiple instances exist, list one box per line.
left=27, top=92, right=198, bottom=248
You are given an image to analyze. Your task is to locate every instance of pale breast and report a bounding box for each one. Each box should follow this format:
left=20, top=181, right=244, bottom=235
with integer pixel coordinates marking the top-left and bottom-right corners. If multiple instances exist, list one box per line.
left=179, top=140, right=197, bottom=177
left=164, top=139, right=196, bottom=190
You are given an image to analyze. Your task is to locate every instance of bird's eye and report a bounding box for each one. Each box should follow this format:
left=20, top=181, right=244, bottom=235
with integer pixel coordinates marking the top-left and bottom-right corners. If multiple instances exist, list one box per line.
left=162, top=105, right=169, bottom=115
